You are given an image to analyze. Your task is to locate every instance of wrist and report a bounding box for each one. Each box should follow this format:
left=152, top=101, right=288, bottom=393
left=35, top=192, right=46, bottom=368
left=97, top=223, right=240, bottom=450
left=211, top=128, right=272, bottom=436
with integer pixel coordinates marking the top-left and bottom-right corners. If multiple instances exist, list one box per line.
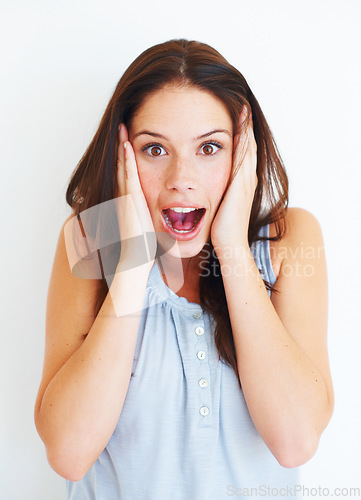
left=213, top=240, right=251, bottom=263
left=115, top=257, right=154, bottom=276
left=105, top=260, right=154, bottom=318
left=216, top=245, right=263, bottom=285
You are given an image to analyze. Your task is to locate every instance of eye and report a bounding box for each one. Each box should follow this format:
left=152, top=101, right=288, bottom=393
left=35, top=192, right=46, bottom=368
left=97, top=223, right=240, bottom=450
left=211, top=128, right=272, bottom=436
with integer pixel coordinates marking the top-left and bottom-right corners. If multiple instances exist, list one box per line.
left=199, top=141, right=224, bottom=156
left=141, top=143, right=167, bottom=157
left=140, top=140, right=224, bottom=158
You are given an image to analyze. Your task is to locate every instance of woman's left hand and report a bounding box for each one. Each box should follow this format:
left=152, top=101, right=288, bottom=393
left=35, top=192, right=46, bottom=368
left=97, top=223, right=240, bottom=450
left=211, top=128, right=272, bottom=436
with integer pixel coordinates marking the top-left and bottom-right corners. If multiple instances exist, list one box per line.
left=211, top=107, right=258, bottom=253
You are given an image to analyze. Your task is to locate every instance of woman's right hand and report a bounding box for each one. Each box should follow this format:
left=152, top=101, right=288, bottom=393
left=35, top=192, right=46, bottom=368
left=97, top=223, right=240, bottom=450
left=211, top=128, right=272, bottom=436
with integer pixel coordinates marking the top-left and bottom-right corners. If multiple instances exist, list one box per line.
left=116, top=123, right=157, bottom=265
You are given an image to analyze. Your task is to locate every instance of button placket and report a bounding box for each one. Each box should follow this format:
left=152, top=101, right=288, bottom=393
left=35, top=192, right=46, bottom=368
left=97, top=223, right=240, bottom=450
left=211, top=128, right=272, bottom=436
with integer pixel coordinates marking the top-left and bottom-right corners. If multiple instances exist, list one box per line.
left=192, top=310, right=212, bottom=425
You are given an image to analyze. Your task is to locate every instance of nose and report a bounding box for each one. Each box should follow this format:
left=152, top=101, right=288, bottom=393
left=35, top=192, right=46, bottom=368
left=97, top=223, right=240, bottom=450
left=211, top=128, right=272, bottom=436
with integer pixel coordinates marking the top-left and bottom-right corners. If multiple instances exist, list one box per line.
left=165, top=157, right=198, bottom=192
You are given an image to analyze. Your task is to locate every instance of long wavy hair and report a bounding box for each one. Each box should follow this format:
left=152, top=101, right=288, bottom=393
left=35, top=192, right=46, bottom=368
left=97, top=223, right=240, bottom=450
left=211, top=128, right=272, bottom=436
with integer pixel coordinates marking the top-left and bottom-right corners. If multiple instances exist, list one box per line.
left=66, top=38, right=288, bottom=390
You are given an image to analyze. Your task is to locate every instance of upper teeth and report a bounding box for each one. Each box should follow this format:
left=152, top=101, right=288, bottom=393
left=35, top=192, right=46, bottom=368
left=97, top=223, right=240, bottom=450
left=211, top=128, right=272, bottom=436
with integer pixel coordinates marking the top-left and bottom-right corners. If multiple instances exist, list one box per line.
left=169, top=207, right=197, bottom=213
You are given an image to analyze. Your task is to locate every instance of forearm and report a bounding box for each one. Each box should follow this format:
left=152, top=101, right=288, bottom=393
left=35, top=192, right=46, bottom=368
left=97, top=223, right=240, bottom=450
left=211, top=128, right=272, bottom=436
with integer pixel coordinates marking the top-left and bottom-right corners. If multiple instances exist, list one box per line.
left=37, top=261, right=153, bottom=479
left=218, top=245, right=331, bottom=465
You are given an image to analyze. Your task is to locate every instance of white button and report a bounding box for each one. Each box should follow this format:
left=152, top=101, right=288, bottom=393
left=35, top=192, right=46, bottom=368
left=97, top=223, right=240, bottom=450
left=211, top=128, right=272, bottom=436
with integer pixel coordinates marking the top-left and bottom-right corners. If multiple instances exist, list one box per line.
left=199, top=378, right=208, bottom=388
left=200, top=406, right=210, bottom=416
left=193, top=311, right=202, bottom=319
left=197, top=350, right=206, bottom=360
left=195, top=326, right=204, bottom=336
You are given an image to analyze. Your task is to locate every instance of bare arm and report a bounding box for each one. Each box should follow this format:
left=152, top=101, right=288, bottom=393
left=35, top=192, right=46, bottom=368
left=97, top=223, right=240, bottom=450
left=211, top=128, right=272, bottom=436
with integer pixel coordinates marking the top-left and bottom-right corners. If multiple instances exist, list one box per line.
left=218, top=208, right=334, bottom=468
left=34, top=124, right=155, bottom=481
left=34, top=215, right=153, bottom=480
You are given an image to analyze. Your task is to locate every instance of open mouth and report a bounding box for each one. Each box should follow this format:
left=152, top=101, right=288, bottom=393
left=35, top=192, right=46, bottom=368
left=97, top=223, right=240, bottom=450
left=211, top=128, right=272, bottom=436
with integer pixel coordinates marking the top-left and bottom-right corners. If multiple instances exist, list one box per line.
left=161, top=207, right=206, bottom=238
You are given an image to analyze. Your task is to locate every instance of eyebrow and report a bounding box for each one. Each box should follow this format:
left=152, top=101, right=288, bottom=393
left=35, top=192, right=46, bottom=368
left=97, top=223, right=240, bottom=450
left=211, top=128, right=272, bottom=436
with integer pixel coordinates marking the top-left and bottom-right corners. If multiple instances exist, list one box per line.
left=132, top=129, right=231, bottom=141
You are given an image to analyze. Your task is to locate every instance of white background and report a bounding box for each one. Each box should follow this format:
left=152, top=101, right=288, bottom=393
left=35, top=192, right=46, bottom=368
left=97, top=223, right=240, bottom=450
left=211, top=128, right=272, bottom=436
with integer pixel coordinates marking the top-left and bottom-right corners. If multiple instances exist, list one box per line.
left=1, top=1, right=360, bottom=498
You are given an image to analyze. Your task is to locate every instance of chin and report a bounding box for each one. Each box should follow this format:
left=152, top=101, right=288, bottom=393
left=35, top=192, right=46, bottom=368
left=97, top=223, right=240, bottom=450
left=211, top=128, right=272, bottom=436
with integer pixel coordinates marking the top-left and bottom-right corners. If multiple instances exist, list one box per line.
left=156, top=231, right=208, bottom=261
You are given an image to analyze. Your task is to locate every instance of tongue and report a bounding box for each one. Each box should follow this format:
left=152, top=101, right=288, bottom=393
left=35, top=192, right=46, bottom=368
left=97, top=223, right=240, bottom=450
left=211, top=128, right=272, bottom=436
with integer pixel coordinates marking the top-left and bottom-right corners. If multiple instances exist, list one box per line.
left=165, top=209, right=199, bottom=231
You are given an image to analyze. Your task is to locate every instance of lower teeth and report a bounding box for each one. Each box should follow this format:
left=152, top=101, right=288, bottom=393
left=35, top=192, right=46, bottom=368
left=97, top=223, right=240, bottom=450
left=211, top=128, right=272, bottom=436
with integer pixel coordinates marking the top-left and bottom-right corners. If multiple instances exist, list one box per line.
left=166, top=220, right=196, bottom=233
left=163, top=213, right=201, bottom=233
left=172, top=227, right=195, bottom=233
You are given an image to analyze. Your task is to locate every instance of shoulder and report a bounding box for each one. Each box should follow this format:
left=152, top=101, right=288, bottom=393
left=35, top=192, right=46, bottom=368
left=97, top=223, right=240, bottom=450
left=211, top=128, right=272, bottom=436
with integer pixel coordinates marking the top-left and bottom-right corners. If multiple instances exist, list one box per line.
left=51, top=212, right=105, bottom=315
left=269, top=207, right=324, bottom=280
left=35, top=213, right=105, bottom=427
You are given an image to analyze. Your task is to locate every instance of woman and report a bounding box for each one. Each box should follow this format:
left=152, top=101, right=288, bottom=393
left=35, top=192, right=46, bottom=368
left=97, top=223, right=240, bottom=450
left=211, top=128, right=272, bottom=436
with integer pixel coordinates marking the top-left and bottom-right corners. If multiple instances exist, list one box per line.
left=34, top=39, right=334, bottom=499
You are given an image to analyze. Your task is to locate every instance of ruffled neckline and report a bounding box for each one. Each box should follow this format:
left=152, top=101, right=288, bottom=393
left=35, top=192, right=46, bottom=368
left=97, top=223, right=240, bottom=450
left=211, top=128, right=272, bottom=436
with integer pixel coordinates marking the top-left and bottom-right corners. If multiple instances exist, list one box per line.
left=146, top=223, right=272, bottom=311
left=147, top=260, right=203, bottom=312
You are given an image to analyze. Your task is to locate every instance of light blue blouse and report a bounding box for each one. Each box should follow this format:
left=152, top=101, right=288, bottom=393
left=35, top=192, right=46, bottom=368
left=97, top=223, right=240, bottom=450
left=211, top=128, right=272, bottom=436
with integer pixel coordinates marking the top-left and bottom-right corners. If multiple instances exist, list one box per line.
left=66, top=224, right=301, bottom=500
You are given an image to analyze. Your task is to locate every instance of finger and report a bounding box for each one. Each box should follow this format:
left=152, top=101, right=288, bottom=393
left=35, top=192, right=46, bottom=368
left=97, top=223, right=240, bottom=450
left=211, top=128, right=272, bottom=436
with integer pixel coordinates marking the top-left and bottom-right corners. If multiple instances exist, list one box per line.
left=234, top=113, right=257, bottom=159
left=233, top=128, right=249, bottom=165
left=122, top=141, right=156, bottom=242
left=239, top=105, right=248, bottom=128
left=246, top=121, right=257, bottom=155
left=123, top=139, right=143, bottom=195
left=229, top=134, right=246, bottom=184
left=230, top=116, right=253, bottom=182
left=117, top=123, right=127, bottom=165
left=117, top=123, right=128, bottom=196
left=242, top=106, right=256, bottom=152
left=233, top=104, right=250, bottom=152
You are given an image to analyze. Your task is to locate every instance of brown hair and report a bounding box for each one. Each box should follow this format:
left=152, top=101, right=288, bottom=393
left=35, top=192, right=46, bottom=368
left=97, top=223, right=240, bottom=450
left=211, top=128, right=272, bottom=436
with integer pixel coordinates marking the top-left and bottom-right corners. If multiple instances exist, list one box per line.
left=66, top=38, right=288, bottom=390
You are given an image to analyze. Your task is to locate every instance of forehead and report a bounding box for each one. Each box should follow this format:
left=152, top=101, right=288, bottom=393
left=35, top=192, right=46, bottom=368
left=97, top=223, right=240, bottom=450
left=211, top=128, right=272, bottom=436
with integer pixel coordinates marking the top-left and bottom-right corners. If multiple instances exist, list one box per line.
left=131, top=85, right=232, bottom=133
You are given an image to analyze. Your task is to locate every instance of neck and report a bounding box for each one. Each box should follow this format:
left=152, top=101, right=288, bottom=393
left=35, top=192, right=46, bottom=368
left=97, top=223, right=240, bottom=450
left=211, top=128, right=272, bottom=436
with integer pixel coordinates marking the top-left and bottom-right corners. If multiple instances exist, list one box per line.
left=156, top=244, right=210, bottom=301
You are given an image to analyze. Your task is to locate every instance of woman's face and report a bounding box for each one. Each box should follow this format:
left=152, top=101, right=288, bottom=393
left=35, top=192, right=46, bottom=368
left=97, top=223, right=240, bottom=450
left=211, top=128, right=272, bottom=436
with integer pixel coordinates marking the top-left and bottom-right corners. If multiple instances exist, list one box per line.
left=128, top=84, right=233, bottom=259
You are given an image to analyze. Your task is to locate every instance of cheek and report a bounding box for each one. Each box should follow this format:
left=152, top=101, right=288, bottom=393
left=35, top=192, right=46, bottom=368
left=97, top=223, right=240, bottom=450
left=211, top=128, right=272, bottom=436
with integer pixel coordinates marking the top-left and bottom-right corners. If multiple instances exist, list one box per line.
left=207, top=160, right=232, bottom=201
left=136, top=164, right=161, bottom=208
